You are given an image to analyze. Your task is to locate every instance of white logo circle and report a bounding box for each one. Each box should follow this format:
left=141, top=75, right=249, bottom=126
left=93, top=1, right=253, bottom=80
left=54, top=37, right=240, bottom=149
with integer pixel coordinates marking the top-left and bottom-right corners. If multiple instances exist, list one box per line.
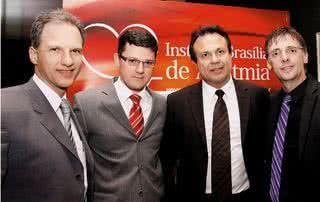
left=82, top=23, right=158, bottom=79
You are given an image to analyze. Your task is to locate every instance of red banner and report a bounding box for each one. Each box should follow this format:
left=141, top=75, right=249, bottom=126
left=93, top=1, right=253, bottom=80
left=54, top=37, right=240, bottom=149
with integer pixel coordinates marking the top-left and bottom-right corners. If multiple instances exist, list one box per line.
left=64, top=0, right=289, bottom=101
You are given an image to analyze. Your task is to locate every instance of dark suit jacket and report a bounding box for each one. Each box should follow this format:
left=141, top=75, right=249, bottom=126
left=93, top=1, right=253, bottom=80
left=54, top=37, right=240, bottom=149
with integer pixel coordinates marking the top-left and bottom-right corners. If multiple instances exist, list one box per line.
left=264, top=76, right=320, bottom=202
left=160, top=80, right=269, bottom=202
left=1, top=80, right=94, bottom=202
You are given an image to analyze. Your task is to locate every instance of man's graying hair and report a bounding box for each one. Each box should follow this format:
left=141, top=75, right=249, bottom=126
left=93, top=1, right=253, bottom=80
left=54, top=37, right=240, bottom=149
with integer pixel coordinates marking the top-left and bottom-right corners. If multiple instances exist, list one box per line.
left=30, top=9, right=85, bottom=48
left=264, top=26, right=307, bottom=58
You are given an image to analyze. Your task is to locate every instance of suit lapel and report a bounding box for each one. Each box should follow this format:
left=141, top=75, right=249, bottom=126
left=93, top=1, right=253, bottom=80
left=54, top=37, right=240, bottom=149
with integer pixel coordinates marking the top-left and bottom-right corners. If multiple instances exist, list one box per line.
left=188, top=82, right=207, bottom=149
left=266, top=92, right=282, bottom=162
left=24, top=80, right=80, bottom=159
left=298, top=78, right=318, bottom=158
left=142, top=89, right=161, bottom=138
left=100, top=84, right=134, bottom=135
left=234, top=80, right=250, bottom=143
left=70, top=111, right=94, bottom=170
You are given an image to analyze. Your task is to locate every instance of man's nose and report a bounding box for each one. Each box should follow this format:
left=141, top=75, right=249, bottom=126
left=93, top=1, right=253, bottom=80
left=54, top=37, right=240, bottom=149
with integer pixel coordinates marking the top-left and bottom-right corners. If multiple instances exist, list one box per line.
left=61, top=51, right=74, bottom=67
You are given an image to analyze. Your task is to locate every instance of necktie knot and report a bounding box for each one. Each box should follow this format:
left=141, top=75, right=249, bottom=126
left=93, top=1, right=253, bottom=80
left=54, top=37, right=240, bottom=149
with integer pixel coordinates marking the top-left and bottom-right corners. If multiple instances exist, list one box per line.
left=130, top=94, right=141, bottom=105
left=215, top=89, right=225, bottom=98
left=60, top=98, right=71, bottom=115
left=283, top=94, right=292, bottom=105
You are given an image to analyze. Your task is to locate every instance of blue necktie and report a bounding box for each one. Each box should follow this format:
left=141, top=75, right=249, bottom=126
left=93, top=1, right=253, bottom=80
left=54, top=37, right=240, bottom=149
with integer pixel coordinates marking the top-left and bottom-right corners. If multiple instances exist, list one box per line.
left=269, top=94, right=292, bottom=202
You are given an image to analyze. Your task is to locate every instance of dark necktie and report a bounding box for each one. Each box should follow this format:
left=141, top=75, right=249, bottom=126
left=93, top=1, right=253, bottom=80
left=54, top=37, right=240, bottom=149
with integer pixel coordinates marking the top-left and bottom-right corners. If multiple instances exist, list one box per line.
left=269, top=95, right=292, bottom=202
left=129, top=94, right=144, bottom=136
left=60, top=98, right=76, bottom=150
left=211, top=89, right=232, bottom=201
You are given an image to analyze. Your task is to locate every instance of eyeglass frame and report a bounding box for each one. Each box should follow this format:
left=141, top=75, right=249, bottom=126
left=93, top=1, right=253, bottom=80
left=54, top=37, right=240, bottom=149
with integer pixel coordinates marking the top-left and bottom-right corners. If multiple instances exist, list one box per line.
left=268, top=46, right=305, bottom=59
left=119, top=54, right=155, bottom=68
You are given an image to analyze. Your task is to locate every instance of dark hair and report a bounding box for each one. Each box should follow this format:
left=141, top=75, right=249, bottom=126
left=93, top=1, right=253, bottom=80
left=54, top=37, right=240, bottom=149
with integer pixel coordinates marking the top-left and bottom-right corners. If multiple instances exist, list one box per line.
left=189, top=25, right=232, bottom=63
left=264, top=26, right=307, bottom=58
left=30, top=9, right=85, bottom=48
left=118, top=28, right=158, bottom=57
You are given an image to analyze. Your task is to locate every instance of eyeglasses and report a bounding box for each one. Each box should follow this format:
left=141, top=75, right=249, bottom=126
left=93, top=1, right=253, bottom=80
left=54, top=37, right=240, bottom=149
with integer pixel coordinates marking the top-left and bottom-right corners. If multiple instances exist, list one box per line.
left=269, top=46, right=305, bottom=59
left=119, top=55, right=155, bottom=68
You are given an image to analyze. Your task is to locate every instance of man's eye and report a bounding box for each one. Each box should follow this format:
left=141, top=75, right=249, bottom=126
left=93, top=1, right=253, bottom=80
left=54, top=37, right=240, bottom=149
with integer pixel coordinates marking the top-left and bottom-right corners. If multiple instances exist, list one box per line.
left=288, top=48, right=297, bottom=53
left=217, top=49, right=225, bottom=55
left=145, top=61, right=154, bottom=66
left=72, top=49, right=82, bottom=54
left=271, top=51, right=279, bottom=56
left=51, top=48, right=59, bottom=52
left=129, top=59, right=139, bottom=64
left=201, top=53, right=209, bottom=58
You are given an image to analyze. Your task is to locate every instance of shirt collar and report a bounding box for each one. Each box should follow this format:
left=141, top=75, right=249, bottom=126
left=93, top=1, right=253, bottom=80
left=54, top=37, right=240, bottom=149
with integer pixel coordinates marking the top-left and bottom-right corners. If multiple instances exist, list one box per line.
left=33, top=74, right=67, bottom=112
left=202, top=77, right=234, bottom=99
left=114, top=77, right=150, bottom=103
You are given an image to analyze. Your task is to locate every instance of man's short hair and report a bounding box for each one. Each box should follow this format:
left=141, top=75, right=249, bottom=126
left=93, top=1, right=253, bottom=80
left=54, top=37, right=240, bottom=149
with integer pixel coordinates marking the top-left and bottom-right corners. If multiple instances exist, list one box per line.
left=264, top=26, right=307, bottom=58
left=30, top=9, right=85, bottom=48
left=189, top=25, right=232, bottom=63
left=118, top=28, right=158, bottom=57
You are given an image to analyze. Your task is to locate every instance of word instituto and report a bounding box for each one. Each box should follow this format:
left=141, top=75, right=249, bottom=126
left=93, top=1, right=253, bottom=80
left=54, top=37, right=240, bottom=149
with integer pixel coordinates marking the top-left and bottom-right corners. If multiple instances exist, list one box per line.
left=164, top=42, right=270, bottom=81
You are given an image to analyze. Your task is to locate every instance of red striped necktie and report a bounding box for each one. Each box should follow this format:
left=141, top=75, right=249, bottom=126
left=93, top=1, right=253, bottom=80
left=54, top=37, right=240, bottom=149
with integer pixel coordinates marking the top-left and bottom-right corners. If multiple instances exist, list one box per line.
left=129, top=94, right=144, bottom=136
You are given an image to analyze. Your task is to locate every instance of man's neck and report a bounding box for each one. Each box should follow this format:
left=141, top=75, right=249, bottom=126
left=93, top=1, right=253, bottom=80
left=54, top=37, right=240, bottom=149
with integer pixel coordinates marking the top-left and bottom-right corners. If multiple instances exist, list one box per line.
left=282, top=75, right=307, bottom=93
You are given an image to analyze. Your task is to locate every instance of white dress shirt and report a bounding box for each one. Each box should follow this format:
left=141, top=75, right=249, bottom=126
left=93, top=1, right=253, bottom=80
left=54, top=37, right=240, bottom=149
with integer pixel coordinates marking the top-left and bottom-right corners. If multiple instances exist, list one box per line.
left=33, top=74, right=88, bottom=194
left=114, top=78, right=152, bottom=125
left=202, top=78, right=249, bottom=194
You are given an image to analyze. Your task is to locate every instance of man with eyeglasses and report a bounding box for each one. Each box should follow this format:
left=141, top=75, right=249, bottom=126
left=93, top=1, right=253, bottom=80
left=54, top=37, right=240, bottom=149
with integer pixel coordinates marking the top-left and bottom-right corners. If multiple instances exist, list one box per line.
left=160, top=25, right=269, bottom=202
left=264, top=26, right=320, bottom=202
left=73, top=28, right=166, bottom=202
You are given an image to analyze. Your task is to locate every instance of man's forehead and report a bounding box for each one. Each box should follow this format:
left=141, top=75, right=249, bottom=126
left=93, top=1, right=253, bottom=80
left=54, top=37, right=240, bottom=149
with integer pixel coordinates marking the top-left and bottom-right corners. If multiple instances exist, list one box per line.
left=269, top=34, right=300, bottom=48
left=195, top=34, right=227, bottom=49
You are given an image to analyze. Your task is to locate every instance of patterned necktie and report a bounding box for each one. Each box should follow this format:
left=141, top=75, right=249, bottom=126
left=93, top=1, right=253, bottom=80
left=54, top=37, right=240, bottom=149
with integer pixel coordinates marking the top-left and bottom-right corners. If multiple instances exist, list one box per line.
left=129, top=94, right=144, bottom=136
left=211, top=90, right=232, bottom=201
left=60, top=98, right=76, bottom=150
left=269, top=94, right=292, bottom=202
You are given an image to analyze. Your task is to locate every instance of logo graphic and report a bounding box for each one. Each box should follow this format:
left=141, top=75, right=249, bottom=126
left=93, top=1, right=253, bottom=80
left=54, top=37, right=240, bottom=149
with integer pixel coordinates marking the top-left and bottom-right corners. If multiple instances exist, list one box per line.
left=82, top=23, right=162, bottom=83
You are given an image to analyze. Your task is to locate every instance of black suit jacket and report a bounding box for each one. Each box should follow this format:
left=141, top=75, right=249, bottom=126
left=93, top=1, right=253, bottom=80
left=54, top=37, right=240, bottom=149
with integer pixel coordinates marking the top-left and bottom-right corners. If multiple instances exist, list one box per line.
left=1, top=80, right=94, bottom=202
left=160, top=80, right=269, bottom=202
left=264, top=76, right=320, bottom=202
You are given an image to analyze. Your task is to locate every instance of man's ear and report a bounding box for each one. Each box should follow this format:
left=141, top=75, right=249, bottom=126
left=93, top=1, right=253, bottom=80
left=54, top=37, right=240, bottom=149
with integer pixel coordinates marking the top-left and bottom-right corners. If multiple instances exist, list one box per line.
left=29, top=46, right=38, bottom=65
left=114, top=53, right=120, bottom=67
left=303, top=52, right=308, bottom=64
left=267, top=61, right=272, bottom=70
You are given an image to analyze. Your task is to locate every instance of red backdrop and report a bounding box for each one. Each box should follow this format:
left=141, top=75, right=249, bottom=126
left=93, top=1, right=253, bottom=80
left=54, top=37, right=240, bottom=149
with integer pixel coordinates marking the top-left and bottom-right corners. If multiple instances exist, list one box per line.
left=63, top=0, right=289, bottom=102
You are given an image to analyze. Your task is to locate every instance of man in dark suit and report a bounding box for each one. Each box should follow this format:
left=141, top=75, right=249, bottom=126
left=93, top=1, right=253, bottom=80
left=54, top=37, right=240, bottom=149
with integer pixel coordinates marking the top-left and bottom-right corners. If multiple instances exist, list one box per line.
left=74, top=28, right=166, bottom=202
left=1, top=9, right=94, bottom=202
left=264, top=26, right=320, bottom=202
left=160, top=25, right=269, bottom=202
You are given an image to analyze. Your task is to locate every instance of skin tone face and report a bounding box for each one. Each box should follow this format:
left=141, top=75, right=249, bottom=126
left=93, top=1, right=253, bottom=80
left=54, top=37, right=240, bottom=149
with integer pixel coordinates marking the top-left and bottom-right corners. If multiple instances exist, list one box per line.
left=114, top=43, right=155, bottom=93
left=29, top=21, right=83, bottom=97
left=267, top=34, right=308, bottom=93
left=193, top=33, right=232, bottom=89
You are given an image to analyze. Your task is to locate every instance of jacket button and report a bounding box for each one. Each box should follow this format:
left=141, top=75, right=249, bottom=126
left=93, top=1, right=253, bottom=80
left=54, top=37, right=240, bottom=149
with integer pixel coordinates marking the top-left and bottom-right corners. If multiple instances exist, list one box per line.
left=76, top=174, right=82, bottom=180
left=138, top=191, right=143, bottom=197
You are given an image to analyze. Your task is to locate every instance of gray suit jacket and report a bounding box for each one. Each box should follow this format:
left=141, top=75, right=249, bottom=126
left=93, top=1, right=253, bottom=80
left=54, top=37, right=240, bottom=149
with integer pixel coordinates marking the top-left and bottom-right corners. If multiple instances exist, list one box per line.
left=74, top=83, right=166, bottom=202
left=1, top=80, right=94, bottom=202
